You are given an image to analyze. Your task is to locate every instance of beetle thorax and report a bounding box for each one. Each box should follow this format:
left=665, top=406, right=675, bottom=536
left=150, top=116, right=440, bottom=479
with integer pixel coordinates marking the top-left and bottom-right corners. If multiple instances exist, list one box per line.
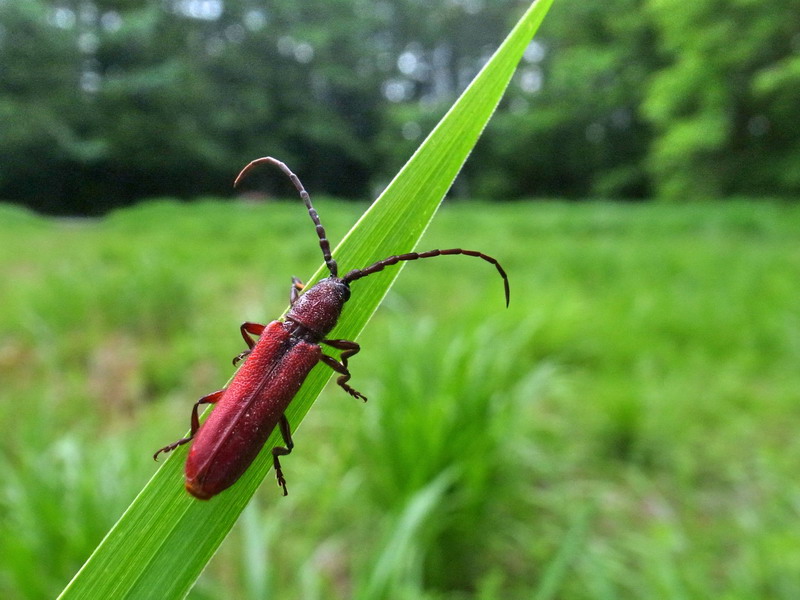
left=286, top=277, right=351, bottom=341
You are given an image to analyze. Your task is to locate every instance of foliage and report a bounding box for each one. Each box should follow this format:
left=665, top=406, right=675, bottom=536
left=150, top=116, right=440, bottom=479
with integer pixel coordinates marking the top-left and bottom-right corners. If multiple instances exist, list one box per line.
left=1, top=0, right=799, bottom=213
left=643, top=0, right=800, bottom=199
left=0, top=0, right=531, bottom=213
left=473, top=0, right=659, bottom=199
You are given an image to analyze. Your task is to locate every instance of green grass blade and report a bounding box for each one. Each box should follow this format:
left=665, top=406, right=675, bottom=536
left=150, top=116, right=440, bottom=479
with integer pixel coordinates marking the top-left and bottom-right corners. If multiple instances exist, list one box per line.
left=534, top=504, right=595, bottom=600
left=57, top=1, right=555, bottom=598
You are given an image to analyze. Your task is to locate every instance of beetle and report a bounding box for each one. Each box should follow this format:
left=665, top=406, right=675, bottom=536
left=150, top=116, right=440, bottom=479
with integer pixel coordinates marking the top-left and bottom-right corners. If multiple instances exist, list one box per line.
left=154, top=156, right=510, bottom=500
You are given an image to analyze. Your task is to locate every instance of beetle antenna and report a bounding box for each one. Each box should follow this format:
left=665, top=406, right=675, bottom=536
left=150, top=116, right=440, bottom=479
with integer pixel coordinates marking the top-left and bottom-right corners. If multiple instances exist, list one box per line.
left=343, top=248, right=510, bottom=307
left=234, top=157, right=338, bottom=277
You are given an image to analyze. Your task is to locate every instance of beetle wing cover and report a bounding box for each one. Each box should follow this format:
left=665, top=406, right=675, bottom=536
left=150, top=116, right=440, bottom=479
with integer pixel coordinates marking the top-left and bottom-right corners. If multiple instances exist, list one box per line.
left=185, top=321, right=321, bottom=498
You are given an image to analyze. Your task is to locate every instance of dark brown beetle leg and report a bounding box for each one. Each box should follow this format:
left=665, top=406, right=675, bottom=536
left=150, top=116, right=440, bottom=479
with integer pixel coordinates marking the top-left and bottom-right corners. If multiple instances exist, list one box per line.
left=321, top=339, right=366, bottom=401
left=290, top=277, right=305, bottom=305
left=272, top=415, right=294, bottom=496
left=153, top=389, right=225, bottom=460
left=233, top=321, right=266, bottom=366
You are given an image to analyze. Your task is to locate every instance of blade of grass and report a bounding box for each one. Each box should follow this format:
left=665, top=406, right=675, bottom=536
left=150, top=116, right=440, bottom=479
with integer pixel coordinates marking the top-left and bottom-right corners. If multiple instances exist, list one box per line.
left=533, top=504, right=595, bottom=600
left=359, top=470, right=457, bottom=600
left=58, top=1, right=555, bottom=597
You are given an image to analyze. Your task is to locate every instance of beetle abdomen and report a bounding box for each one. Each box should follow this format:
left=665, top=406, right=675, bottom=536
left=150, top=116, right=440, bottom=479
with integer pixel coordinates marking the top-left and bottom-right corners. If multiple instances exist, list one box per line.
left=185, top=321, right=321, bottom=499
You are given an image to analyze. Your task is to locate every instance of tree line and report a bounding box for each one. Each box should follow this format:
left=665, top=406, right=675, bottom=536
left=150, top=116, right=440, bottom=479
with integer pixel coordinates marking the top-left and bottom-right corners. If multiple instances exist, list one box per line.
left=1, top=0, right=798, bottom=214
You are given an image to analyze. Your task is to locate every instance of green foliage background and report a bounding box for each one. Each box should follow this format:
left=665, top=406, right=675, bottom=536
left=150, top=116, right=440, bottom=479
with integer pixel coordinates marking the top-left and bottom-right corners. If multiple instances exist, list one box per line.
left=1, top=199, right=800, bottom=599
left=1, top=0, right=799, bottom=213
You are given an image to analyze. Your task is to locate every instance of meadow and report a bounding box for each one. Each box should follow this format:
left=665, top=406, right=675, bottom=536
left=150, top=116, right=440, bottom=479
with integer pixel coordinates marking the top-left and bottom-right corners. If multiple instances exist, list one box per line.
left=1, top=198, right=799, bottom=599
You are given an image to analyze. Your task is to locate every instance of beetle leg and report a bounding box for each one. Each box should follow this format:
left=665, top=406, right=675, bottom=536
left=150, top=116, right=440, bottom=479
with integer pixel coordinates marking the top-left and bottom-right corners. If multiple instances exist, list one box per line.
left=272, top=414, right=294, bottom=496
left=321, top=339, right=367, bottom=402
left=290, top=277, right=305, bottom=305
left=153, top=389, right=225, bottom=460
left=233, top=321, right=266, bottom=365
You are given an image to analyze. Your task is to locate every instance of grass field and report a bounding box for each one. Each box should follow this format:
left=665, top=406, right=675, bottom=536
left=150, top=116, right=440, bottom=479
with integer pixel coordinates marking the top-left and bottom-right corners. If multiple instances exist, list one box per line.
left=1, top=198, right=799, bottom=599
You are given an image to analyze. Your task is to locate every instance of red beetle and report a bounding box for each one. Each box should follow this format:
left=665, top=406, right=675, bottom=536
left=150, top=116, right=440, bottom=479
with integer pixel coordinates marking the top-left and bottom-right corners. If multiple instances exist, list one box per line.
left=155, top=157, right=509, bottom=499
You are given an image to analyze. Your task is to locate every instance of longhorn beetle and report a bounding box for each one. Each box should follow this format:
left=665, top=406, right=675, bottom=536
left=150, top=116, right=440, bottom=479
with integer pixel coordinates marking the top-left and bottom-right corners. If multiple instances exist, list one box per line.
left=155, top=157, right=510, bottom=500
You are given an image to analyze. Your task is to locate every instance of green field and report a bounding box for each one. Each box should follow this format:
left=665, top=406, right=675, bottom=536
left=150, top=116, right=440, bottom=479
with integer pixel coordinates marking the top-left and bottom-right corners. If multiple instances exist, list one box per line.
left=1, top=199, right=799, bottom=599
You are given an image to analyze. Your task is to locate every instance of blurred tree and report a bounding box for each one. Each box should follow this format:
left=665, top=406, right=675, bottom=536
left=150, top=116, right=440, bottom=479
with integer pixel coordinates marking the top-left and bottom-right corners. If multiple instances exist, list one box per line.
left=372, top=0, right=532, bottom=187
left=1, top=0, right=799, bottom=212
left=0, top=0, right=390, bottom=212
left=0, top=1, right=88, bottom=212
left=643, top=0, right=800, bottom=199
left=0, top=0, right=537, bottom=213
left=469, top=0, right=659, bottom=199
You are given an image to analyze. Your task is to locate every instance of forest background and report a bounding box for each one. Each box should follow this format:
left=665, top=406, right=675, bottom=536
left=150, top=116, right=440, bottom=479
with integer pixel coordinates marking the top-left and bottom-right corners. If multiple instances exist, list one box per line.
left=2, top=0, right=799, bottom=215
